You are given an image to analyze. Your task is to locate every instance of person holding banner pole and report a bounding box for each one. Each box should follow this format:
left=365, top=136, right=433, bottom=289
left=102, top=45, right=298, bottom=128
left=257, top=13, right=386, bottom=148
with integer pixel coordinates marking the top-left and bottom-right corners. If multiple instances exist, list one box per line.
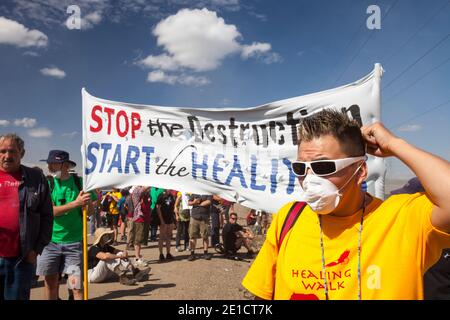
left=242, top=109, right=450, bottom=300
left=37, top=150, right=97, bottom=300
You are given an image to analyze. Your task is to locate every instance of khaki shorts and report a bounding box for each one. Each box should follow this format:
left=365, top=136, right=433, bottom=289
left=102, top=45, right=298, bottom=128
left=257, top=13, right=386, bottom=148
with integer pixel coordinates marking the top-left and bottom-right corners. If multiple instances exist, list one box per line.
left=133, top=222, right=146, bottom=245
left=189, top=217, right=210, bottom=240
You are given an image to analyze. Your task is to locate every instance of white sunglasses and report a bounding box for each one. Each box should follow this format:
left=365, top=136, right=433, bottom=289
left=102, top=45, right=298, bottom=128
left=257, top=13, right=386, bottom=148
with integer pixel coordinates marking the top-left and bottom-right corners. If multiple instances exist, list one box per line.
left=291, top=156, right=367, bottom=177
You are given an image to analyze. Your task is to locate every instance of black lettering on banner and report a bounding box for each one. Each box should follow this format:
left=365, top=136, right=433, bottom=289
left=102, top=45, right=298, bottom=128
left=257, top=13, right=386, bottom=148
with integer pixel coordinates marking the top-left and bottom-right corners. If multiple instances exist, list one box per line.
left=155, top=144, right=194, bottom=177
left=147, top=118, right=184, bottom=138
left=182, top=106, right=357, bottom=149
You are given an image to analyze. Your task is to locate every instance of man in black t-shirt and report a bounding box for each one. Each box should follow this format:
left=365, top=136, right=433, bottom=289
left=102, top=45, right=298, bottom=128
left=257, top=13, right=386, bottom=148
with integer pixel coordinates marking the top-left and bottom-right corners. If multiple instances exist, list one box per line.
left=222, top=212, right=255, bottom=257
left=188, top=194, right=213, bottom=261
left=156, top=190, right=176, bottom=261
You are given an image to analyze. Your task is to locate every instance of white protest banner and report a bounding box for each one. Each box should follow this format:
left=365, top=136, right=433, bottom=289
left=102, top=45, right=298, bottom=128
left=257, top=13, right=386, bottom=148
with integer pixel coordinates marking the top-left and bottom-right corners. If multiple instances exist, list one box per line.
left=82, top=63, right=385, bottom=213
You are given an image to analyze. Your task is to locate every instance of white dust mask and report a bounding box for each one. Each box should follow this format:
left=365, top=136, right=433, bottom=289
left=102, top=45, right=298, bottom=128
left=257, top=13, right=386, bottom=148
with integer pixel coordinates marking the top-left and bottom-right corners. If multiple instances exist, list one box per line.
left=300, top=163, right=363, bottom=215
left=51, top=171, right=62, bottom=179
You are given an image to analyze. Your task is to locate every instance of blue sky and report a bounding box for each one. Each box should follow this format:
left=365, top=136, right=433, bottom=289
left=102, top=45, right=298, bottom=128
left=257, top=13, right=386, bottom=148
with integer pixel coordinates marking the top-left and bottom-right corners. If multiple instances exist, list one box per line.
left=0, top=0, right=449, bottom=181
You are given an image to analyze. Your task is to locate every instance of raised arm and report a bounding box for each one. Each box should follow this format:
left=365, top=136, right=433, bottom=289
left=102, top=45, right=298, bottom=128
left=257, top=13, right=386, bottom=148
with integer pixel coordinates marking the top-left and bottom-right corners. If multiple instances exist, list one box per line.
left=362, top=122, right=450, bottom=232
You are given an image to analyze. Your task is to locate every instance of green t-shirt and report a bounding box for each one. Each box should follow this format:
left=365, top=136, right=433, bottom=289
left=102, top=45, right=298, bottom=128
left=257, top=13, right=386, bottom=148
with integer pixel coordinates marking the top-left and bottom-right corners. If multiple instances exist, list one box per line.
left=50, top=175, right=97, bottom=244
left=150, top=187, right=165, bottom=210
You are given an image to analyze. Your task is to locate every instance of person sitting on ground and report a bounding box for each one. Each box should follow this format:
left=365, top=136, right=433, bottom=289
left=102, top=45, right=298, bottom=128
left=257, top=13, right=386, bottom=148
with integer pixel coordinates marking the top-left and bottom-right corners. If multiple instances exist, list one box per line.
left=87, top=228, right=150, bottom=286
left=246, top=209, right=257, bottom=226
left=221, top=213, right=256, bottom=258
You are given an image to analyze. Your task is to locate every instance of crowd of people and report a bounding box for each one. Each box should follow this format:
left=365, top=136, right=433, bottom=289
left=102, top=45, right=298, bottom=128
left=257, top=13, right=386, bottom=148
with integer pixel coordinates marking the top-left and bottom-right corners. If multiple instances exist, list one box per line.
left=1, top=108, right=449, bottom=301
left=0, top=133, right=260, bottom=300
left=88, top=187, right=259, bottom=265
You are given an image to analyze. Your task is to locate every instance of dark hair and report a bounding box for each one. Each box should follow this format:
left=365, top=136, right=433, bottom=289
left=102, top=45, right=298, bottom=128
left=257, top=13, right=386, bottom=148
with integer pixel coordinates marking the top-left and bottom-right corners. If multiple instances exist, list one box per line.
left=298, top=109, right=365, bottom=157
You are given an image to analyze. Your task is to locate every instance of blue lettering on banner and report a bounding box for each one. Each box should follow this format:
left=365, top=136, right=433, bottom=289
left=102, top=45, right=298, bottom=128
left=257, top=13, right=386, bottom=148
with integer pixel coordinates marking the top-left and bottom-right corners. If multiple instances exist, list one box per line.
left=225, top=154, right=247, bottom=188
left=99, top=143, right=112, bottom=173
left=270, top=158, right=278, bottom=194
left=125, top=145, right=140, bottom=174
left=85, top=142, right=155, bottom=175
left=191, top=152, right=208, bottom=180
left=85, top=142, right=99, bottom=175
left=250, top=155, right=265, bottom=191
left=212, top=154, right=225, bottom=184
left=86, top=142, right=295, bottom=198
left=282, top=158, right=296, bottom=194
left=108, top=144, right=122, bottom=173
left=142, top=146, right=155, bottom=174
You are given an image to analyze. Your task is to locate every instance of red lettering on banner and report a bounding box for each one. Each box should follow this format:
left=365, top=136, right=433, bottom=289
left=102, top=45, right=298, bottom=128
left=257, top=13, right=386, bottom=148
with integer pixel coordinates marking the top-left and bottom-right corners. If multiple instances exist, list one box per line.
left=88, top=105, right=142, bottom=139
left=116, top=110, right=129, bottom=138
left=104, top=107, right=115, bottom=135
left=131, top=112, right=141, bottom=139
left=90, top=105, right=103, bottom=132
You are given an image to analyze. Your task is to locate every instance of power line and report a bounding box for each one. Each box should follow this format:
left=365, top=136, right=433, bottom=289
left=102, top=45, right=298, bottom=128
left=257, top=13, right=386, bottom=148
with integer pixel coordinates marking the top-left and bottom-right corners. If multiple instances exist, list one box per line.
left=384, top=56, right=450, bottom=103
left=332, top=0, right=400, bottom=86
left=391, top=98, right=450, bottom=130
left=328, top=0, right=371, bottom=86
left=383, top=0, right=450, bottom=66
left=383, top=33, right=450, bottom=90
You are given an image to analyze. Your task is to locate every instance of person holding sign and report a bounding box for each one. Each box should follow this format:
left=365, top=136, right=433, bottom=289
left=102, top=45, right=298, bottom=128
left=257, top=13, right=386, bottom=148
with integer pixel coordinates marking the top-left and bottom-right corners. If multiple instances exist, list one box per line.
left=242, top=109, right=450, bottom=300
left=37, top=150, right=97, bottom=300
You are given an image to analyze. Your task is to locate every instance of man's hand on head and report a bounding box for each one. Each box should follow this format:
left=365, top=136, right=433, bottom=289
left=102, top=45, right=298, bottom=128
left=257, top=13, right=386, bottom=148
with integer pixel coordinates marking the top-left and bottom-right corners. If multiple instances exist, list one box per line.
left=361, top=122, right=400, bottom=158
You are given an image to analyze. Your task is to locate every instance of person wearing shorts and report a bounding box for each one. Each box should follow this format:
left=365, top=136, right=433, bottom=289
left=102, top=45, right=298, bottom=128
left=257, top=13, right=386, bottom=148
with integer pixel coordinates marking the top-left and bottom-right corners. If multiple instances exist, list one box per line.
left=131, top=186, right=151, bottom=267
left=187, top=194, right=212, bottom=261
left=37, top=150, right=96, bottom=300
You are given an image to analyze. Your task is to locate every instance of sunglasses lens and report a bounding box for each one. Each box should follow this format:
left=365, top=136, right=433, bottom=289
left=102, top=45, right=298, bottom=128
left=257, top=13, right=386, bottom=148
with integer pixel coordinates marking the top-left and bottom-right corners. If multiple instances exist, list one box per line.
left=311, top=161, right=336, bottom=175
left=291, top=162, right=306, bottom=176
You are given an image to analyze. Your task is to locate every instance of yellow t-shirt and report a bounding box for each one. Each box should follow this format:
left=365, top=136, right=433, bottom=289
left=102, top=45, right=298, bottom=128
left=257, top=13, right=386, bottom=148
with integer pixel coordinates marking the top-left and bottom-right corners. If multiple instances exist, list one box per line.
left=108, top=191, right=122, bottom=215
left=242, top=193, right=450, bottom=300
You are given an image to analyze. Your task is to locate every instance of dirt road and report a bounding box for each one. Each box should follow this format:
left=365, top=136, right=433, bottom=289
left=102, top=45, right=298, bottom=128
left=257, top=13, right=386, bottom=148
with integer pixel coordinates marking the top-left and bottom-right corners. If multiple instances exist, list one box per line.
left=30, top=212, right=262, bottom=300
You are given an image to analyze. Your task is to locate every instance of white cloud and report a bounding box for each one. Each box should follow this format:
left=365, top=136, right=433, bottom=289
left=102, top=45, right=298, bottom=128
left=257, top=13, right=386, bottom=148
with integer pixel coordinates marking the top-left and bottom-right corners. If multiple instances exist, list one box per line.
left=147, top=70, right=210, bottom=86
left=398, top=124, right=422, bottom=132
left=14, top=117, right=37, bottom=128
left=28, top=127, right=53, bottom=138
left=147, top=70, right=177, bottom=84
left=0, top=120, right=10, bottom=126
left=138, top=8, right=280, bottom=86
left=23, top=51, right=39, bottom=57
left=0, top=16, right=48, bottom=48
left=138, top=54, right=180, bottom=71
left=178, top=74, right=210, bottom=86
left=152, top=8, right=242, bottom=71
left=81, top=11, right=102, bottom=30
left=62, top=131, right=78, bottom=138
left=241, top=42, right=271, bottom=59
left=260, top=52, right=282, bottom=64
left=40, top=67, right=66, bottom=79
left=241, top=42, right=282, bottom=64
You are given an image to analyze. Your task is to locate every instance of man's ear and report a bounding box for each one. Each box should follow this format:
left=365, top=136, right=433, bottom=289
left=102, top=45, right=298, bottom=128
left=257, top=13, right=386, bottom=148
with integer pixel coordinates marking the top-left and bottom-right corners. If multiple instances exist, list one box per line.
left=357, top=162, right=368, bottom=185
left=20, top=149, right=25, bottom=159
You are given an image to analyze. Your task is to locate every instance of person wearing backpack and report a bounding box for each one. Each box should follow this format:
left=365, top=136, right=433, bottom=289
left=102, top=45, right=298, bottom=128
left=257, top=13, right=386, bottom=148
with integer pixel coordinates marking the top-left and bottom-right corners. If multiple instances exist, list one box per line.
left=242, top=109, right=450, bottom=300
left=37, top=150, right=97, bottom=300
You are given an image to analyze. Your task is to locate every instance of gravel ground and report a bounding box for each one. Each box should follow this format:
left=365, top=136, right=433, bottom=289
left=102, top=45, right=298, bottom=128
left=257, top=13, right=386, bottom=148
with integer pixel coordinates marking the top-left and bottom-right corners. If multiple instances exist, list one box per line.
left=30, top=211, right=265, bottom=300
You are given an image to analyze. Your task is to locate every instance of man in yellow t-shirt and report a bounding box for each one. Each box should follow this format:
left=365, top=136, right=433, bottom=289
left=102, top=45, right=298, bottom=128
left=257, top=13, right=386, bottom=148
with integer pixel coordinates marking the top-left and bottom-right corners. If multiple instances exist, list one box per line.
left=242, top=109, right=450, bottom=300
left=106, top=188, right=122, bottom=245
